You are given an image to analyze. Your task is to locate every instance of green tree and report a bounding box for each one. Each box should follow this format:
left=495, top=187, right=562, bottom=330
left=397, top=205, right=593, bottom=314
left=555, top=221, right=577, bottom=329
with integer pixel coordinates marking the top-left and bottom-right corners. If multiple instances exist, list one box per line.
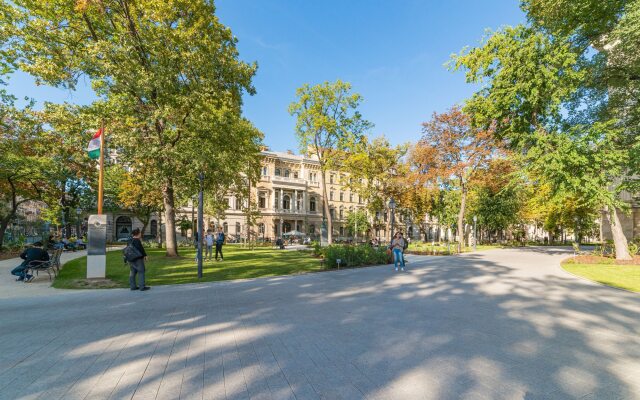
left=345, top=209, right=370, bottom=240
left=2, top=0, right=261, bottom=256
left=289, top=80, right=372, bottom=244
left=452, top=23, right=638, bottom=259
left=343, top=136, right=408, bottom=239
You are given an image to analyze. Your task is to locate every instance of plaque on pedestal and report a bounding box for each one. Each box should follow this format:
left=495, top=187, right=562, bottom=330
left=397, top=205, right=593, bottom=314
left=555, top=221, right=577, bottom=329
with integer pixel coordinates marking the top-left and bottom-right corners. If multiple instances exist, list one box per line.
left=87, top=214, right=107, bottom=278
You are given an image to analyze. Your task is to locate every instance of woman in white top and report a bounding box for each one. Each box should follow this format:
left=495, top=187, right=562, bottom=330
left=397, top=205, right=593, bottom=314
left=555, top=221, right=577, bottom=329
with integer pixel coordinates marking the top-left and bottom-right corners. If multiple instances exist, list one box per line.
left=205, top=230, right=215, bottom=261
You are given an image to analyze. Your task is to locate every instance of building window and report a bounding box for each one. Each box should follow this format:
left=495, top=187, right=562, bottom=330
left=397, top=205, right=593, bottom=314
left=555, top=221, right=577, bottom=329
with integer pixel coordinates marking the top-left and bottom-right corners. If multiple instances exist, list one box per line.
left=330, top=191, right=334, bottom=201
left=358, top=196, right=363, bottom=204
left=293, top=171, right=299, bottom=179
left=150, top=220, right=158, bottom=237
left=262, top=166, right=268, bottom=176
left=236, top=222, right=241, bottom=234
left=310, top=197, right=316, bottom=212
left=275, top=168, right=281, bottom=176
left=259, top=194, right=266, bottom=209
left=223, top=222, right=228, bottom=234
left=258, top=223, right=265, bottom=234
left=339, top=226, right=344, bottom=236
left=339, top=208, right=343, bottom=219
left=330, top=174, right=334, bottom=184
left=309, top=224, right=315, bottom=234
left=225, top=198, right=230, bottom=209
left=330, top=208, right=335, bottom=219
left=284, top=169, right=290, bottom=178
left=283, top=195, right=291, bottom=210
left=339, top=192, right=344, bottom=202
left=349, top=192, right=353, bottom=202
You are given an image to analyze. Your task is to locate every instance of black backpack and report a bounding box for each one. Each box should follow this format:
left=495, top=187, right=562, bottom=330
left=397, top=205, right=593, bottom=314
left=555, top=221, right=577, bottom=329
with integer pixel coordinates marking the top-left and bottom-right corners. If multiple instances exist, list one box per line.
left=123, top=242, right=143, bottom=262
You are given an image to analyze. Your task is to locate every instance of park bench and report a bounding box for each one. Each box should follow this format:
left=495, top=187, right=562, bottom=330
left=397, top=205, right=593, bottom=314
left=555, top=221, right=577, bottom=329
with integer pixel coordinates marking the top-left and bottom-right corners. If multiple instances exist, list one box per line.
left=26, top=248, right=63, bottom=281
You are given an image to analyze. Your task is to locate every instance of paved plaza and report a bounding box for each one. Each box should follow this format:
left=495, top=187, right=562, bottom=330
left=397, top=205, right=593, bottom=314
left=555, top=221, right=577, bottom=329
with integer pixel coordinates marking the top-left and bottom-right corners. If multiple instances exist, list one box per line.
left=0, top=247, right=638, bottom=399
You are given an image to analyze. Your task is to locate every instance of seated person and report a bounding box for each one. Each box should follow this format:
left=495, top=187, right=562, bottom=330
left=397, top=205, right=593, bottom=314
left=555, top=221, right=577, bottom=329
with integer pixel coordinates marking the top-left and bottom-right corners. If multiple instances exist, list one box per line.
left=11, top=243, right=49, bottom=282
left=75, top=237, right=85, bottom=249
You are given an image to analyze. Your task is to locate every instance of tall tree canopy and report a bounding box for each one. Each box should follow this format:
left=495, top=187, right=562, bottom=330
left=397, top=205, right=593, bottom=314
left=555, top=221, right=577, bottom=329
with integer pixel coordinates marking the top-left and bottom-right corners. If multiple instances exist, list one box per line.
left=289, top=80, right=372, bottom=244
left=1, top=0, right=262, bottom=256
left=452, top=3, right=639, bottom=259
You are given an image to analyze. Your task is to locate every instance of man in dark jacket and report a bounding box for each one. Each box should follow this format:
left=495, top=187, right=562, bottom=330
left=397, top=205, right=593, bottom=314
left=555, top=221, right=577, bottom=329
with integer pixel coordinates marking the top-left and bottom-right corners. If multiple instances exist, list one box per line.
left=128, top=228, right=149, bottom=291
left=11, top=244, right=49, bottom=282
left=215, top=227, right=225, bottom=261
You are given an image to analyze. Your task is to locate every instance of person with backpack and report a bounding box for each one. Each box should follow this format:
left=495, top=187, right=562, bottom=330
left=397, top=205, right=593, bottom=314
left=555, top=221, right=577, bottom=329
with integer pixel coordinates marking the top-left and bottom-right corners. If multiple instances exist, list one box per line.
left=124, top=228, right=149, bottom=291
left=215, top=226, right=225, bottom=261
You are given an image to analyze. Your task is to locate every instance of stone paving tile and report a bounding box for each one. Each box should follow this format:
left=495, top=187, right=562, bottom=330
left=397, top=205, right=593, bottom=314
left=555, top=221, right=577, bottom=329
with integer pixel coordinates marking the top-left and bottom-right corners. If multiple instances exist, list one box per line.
left=1, top=247, right=640, bottom=400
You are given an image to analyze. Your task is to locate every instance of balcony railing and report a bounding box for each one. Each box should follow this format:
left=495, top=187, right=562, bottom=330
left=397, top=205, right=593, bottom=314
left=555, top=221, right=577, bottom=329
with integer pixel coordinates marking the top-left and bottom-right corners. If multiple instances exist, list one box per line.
left=266, top=208, right=321, bottom=215
left=271, top=175, right=308, bottom=185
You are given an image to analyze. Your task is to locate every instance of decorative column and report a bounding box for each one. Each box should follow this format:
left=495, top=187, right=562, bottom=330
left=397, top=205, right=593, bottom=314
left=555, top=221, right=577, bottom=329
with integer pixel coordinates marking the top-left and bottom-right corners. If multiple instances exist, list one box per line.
left=303, top=191, right=307, bottom=212
left=294, top=189, right=298, bottom=211
left=280, top=188, right=284, bottom=210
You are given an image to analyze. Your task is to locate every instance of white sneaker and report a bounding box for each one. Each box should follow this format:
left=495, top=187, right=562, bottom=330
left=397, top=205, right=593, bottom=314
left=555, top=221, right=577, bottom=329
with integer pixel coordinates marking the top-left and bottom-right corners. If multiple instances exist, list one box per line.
left=401, top=267, right=405, bottom=272
left=395, top=267, right=398, bottom=271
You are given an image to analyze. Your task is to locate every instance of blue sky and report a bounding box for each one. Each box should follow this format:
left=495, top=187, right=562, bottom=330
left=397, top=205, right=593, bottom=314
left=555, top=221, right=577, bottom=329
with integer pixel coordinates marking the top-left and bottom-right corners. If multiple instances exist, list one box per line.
left=6, top=0, right=525, bottom=152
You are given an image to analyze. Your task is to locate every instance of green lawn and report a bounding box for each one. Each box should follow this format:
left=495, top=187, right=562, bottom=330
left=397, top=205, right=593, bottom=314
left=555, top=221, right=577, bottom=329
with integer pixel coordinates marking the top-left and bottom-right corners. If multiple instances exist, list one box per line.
left=562, top=262, right=640, bottom=293
left=54, top=246, right=323, bottom=289
left=406, top=242, right=503, bottom=254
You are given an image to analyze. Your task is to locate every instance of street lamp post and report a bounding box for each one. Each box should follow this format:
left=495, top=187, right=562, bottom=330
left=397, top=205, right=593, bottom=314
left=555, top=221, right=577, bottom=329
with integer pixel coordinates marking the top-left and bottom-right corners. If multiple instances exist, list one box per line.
left=76, top=207, right=82, bottom=238
left=574, top=216, right=579, bottom=244
left=197, top=173, right=204, bottom=279
left=473, top=215, right=477, bottom=251
left=388, top=198, right=396, bottom=243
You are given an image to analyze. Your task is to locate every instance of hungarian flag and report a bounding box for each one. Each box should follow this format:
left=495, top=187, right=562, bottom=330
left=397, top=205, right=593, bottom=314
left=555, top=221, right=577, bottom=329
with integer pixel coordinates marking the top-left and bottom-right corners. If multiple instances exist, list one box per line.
left=87, top=129, right=102, bottom=160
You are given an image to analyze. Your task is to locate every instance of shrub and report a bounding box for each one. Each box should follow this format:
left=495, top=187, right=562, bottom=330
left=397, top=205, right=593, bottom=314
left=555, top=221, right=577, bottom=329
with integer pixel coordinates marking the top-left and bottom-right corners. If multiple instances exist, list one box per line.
left=629, top=242, right=639, bottom=256
left=321, top=244, right=389, bottom=268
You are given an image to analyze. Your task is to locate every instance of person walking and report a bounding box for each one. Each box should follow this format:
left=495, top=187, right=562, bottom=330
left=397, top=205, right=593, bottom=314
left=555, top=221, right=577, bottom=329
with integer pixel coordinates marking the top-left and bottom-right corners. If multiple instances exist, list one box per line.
left=128, top=228, right=149, bottom=291
left=391, top=232, right=406, bottom=272
left=205, top=229, right=214, bottom=261
left=215, top=226, right=225, bottom=261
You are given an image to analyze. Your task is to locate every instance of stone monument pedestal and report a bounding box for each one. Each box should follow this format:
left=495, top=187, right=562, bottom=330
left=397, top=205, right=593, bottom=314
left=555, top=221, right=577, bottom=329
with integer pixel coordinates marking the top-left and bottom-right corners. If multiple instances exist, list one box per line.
left=87, top=214, right=107, bottom=278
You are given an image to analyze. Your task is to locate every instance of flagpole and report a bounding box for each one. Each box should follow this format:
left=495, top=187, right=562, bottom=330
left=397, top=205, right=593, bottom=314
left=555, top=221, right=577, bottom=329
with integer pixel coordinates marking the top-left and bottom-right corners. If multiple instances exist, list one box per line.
left=97, top=121, right=105, bottom=215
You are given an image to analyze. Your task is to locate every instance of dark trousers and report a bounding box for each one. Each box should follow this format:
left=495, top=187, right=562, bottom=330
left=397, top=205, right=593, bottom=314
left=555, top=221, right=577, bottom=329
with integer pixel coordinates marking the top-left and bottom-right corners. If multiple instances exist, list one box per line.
left=215, top=243, right=223, bottom=260
left=11, top=263, right=28, bottom=279
left=129, top=258, right=145, bottom=289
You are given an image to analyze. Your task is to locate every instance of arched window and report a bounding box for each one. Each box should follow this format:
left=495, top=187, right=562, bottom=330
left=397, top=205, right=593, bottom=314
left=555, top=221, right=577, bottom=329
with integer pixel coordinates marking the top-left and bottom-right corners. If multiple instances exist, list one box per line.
left=284, top=169, right=290, bottom=177
left=258, top=223, right=265, bottom=234
left=310, top=197, right=316, bottom=212
left=223, top=222, right=228, bottom=234
left=275, top=168, right=281, bottom=176
left=150, top=220, right=158, bottom=237
left=283, top=195, right=291, bottom=210
left=339, top=207, right=344, bottom=220
left=115, top=216, right=132, bottom=240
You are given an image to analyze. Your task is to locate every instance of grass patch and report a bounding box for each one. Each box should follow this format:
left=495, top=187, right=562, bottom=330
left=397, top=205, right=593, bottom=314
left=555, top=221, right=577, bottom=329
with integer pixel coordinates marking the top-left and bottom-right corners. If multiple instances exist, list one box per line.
left=406, top=242, right=503, bottom=255
left=54, top=246, right=324, bottom=289
left=562, top=260, right=640, bottom=293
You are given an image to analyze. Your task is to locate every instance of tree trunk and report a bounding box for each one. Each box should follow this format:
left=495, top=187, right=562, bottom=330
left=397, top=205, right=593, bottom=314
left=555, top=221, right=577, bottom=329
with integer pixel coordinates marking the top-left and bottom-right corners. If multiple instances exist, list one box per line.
left=320, top=168, right=332, bottom=244
left=163, top=179, right=178, bottom=257
left=604, top=206, right=631, bottom=260
left=0, top=217, right=10, bottom=250
left=456, top=187, right=467, bottom=252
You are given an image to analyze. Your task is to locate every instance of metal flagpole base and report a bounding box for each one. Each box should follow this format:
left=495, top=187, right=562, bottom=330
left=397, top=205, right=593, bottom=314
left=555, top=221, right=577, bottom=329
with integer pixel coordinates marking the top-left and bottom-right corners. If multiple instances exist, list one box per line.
left=87, top=214, right=107, bottom=278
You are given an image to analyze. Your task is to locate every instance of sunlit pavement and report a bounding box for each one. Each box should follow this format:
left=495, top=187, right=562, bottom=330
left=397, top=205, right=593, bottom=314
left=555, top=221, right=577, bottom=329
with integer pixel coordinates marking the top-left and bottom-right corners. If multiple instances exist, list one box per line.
left=0, top=247, right=638, bottom=399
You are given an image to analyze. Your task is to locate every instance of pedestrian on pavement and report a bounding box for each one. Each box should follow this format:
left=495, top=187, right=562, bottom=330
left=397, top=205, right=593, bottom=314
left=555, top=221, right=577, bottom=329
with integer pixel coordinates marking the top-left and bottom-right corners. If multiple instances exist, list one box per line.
left=391, top=232, right=406, bottom=272
left=11, top=243, right=49, bottom=282
left=127, top=228, right=149, bottom=291
left=205, top=229, right=214, bottom=260
left=215, top=226, right=225, bottom=261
